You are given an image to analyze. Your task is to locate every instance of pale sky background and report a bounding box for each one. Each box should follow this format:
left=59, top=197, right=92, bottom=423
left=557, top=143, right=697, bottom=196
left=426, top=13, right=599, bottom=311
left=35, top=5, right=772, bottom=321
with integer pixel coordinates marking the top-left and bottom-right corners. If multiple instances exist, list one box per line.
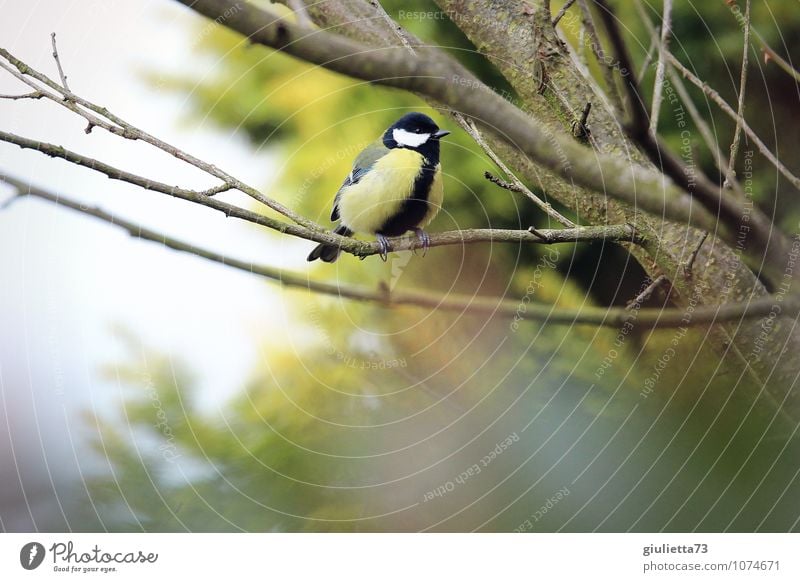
left=0, top=0, right=304, bottom=530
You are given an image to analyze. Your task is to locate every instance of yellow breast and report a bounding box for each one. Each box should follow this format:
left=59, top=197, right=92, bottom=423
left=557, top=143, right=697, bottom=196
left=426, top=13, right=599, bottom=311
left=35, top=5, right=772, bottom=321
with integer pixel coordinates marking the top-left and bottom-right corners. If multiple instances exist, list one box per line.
left=338, top=148, right=439, bottom=234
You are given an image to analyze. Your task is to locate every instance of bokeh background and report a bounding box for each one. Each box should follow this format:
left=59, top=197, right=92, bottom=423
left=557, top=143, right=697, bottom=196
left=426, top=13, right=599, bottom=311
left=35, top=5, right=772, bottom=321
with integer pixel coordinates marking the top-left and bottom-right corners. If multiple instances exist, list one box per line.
left=1, top=0, right=799, bottom=532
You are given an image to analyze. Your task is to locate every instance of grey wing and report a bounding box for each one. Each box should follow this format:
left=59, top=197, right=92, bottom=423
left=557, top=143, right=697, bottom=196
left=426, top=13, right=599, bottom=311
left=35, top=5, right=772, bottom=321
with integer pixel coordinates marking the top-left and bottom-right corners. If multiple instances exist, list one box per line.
left=330, top=140, right=388, bottom=221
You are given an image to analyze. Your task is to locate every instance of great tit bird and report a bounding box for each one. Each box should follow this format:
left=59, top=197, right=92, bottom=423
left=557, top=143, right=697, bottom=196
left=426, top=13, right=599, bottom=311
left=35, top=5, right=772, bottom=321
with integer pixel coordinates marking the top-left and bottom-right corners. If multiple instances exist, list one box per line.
left=307, top=112, right=450, bottom=263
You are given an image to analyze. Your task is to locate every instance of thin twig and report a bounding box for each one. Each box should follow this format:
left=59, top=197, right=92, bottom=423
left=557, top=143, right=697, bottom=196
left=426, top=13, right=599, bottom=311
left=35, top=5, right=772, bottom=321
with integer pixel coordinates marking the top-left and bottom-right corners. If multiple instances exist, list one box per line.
left=484, top=171, right=522, bottom=192
left=724, top=0, right=750, bottom=188
left=4, top=173, right=796, bottom=328
left=649, top=0, right=672, bottom=135
left=593, top=0, right=791, bottom=272
left=626, top=274, right=667, bottom=309
left=0, top=152, right=637, bottom=260
left=552, top=0, right=577, bottom=27
left=287, top=0, right=313, bottom=27
left=0, top=45, right=319, bottom=230
left=571, top=101, right=592, bottom=142
left=50, top=32, right=70, bottom=91
left=635, top=0, right=730, bottom=178
left=592, top=0, right=649, bottom=134
left=684, top=231, right=709, bottom=275
left=667, top=68, right=729, bottom=176
left=0, top=130, right=236, bottom=202
left=461, top=116, right=576, bottom=227
left=528, top=227, right=548, bottom=240
left=370, top=0, right=415, bottom=49
left=576, top=0, right=624, bottom=114
left=0, top=90, right=45, bottom=100
left=751, top=28, right=800, bottom=83
left=668, top=52, right=800, bottom=191
left=636, top=34, right=658, bottom=85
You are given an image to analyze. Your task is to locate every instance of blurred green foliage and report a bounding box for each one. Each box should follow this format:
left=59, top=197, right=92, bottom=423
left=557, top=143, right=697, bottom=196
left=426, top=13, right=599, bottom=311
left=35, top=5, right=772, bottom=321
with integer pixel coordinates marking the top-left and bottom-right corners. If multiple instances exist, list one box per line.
left=74, top=0, right=800, bottom=532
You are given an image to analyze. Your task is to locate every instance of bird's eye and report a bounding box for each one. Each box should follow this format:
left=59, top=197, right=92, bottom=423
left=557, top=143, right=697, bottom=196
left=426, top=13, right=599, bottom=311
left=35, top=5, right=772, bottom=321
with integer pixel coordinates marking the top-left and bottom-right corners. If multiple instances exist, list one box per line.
left=414, top=128, right=421, bottom=133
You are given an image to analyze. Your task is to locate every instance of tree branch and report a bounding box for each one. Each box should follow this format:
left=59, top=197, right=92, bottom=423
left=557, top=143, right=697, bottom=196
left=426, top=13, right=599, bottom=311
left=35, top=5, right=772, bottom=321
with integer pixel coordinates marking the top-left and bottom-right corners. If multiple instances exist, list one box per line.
left=592, top=0, right=793, bottom=283
left=168, top=0, right=720, bottom=235
left=625, top=274, right=667, bottom=309
left=286, top=0, right=313, bottom=28
left=576, top=0, right=624, bottom=114
left=634, top=0, right=730, bottom=179
left=552, top=0, right=577, bottom=28
left=0, top=129, right=333, bottom=241
left=0, top=46, right=318, bottom=230
left=165, top=0, right=800, bottom=284
left=666, top=52, right=800, bottom=192
left=649, top=0, right=672, bottom=135
left=0, top=90, right=44, bottom=100
left=0, top=148, right=635, bottom=257
left=725, top=0, right=750, bottom=188
left=3, top=174, right=796, bottom=329
left=462, top=117, right=576, bottom=228
left=49, top=32, right=70, bottom=91
left=750, top=27, right=800, bottom=84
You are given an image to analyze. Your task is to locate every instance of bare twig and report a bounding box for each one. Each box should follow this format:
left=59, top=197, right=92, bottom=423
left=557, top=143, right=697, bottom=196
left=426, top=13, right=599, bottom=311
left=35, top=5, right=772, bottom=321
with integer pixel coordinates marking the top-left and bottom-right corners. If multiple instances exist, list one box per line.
left=626, top=274, right=667, bottom=309
left=287, top=0, right=313, bottom=28
left=667, top=52, right=800, bottom=191
left=592, top=0, right=794, bottom=282
left=0, top=141, right=636, bottom=259
left=3, top=173, right=797, bottom=329
left=636, top=34, right=658, bottom=85
left=0, top=129, right=309, bottom=225
left=649, top=0, right=672, bottom=135
left=667, top=67, right=729, bottom=175
left=0, top=130, right=236, bottom=200
left=576, top=0, right=623, bottom=114
left=527, top=227, right=546, bottom=240
left=724, top=0, right=750, bottom=188
left=751, top=28, right=800, bottom=83
left=0, top=46, right=319, bottom=230
left=571, top=101, right=592, bottom=142
left=552, top=0, right=577, bottom=27
left=49, top=32, right=70, bottom=91
left=370, top=0, right=416, bottom=49
left=0, top=90, right=45, bottom=100
left=462, top=117, right=576, bottom=228
left=684, top=231, right=709, bottom=275
left=635, top=0, right=730, bottom=178
left=591, top=0, right=649, bottom=134
left=484, top=171, right=522, bottom=193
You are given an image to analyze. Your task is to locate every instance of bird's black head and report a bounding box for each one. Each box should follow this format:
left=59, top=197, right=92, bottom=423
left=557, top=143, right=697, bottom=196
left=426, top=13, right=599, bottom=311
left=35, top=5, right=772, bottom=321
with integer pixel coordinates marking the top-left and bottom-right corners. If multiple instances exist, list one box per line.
left=382, top=112, right=450, bottom=160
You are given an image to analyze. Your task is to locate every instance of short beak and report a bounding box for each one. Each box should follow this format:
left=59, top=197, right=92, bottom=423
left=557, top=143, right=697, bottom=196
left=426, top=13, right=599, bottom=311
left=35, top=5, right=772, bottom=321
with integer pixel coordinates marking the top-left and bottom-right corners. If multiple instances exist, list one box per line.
left=434, top=129, right=451, bottom=139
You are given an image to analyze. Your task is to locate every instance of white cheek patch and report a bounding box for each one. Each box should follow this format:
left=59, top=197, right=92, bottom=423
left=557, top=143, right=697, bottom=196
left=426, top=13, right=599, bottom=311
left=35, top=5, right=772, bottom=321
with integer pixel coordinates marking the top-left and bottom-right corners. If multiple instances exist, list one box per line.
left=392, top=128, right=430, bottom=147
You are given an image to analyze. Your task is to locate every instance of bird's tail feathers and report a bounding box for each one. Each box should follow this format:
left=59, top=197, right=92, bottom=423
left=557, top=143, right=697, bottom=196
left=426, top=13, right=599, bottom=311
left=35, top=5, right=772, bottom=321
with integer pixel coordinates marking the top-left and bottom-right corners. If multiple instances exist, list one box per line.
left=307, top=225, right=353, bottom=263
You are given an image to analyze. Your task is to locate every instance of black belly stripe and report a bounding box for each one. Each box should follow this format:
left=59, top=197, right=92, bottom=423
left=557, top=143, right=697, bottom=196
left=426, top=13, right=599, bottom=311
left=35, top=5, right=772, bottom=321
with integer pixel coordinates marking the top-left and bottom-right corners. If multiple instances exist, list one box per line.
left=377, top=159, right=436, bottom=236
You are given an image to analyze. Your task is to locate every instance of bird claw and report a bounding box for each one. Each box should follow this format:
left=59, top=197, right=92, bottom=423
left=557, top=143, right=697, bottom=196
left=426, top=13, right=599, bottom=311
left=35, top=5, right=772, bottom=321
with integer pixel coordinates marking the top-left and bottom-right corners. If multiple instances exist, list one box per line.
left=376, top=234, right=391, bottom=262
left=413, top=228, right=430, bottom=257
